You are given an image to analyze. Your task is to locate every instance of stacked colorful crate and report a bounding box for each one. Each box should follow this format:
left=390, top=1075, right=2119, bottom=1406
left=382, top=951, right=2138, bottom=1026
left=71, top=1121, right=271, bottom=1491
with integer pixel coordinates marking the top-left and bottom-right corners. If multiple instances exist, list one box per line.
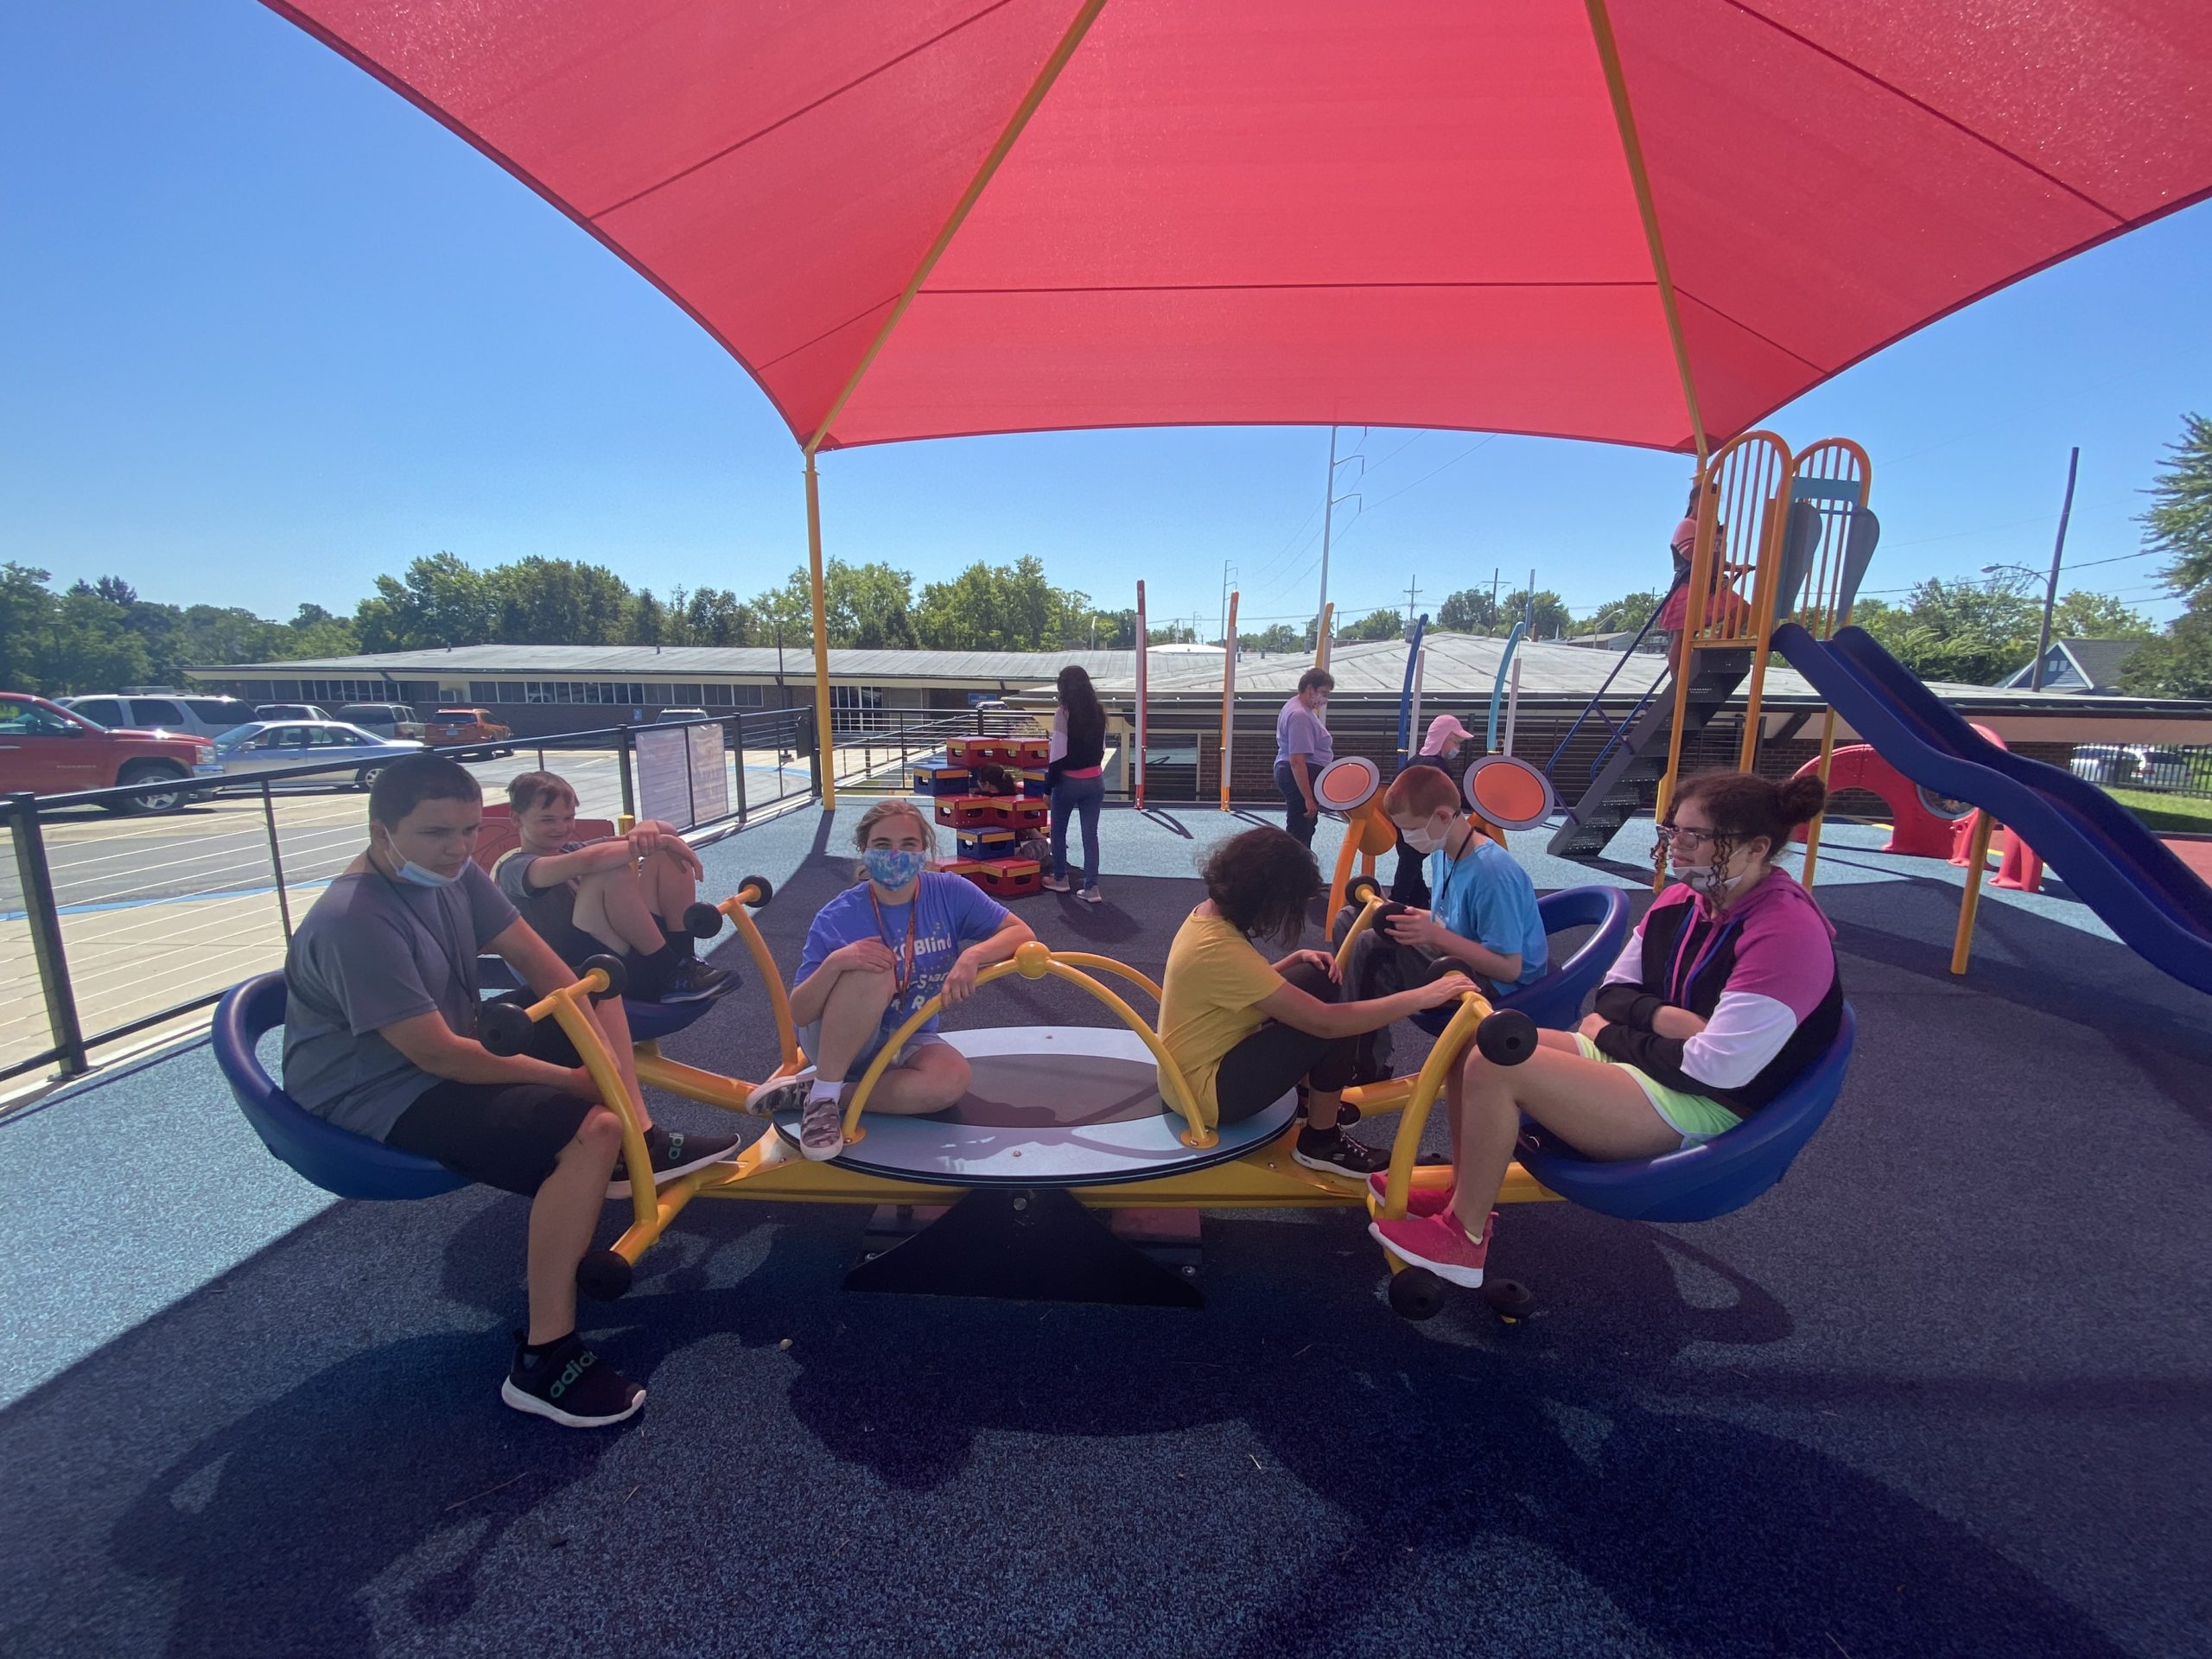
left=934, top=795, right=997, bottom=828
left=911, top=761, right=970, bottom=797
left=954, top=825, right=1017, bottom=861
left=974, top=858, right=1043, bottom=899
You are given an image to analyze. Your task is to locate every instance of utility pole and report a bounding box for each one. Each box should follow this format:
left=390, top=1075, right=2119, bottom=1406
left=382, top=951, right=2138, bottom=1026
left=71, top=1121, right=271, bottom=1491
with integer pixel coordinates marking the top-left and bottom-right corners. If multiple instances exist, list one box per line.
left=1403, top=576, right=1422, bottom=631
left=2031, top=447, right=2080, bottom=692
left=1489, top=567, right=1501, bottom=632
left=1318, top=426, right=1338, bottom=648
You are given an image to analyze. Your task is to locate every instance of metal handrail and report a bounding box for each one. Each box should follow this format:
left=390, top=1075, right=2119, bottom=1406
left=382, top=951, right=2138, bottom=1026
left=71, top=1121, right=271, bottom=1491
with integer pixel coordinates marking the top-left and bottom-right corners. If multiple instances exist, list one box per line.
left=1, top=704, right=821, bottom=1090
left=1541, top=578, right=1681, bottom=791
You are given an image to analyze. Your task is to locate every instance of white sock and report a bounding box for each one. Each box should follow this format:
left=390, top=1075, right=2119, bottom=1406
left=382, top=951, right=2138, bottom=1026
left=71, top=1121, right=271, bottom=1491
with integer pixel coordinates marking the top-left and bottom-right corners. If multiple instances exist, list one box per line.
left=805, top=1078, right=843, bottom=1104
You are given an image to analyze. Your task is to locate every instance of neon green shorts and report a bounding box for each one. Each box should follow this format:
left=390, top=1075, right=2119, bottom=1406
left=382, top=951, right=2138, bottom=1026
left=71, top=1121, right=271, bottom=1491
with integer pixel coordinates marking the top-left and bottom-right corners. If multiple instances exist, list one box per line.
left=1573, top=1033, right=1742, bottom=1144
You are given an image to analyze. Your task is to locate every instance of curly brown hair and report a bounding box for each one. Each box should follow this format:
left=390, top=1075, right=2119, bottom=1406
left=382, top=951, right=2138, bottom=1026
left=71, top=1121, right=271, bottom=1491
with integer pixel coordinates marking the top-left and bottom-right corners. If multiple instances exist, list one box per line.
left=1662, top=769, right=1828, bottom=877
left=1200, top=826, right=1320, bottom=944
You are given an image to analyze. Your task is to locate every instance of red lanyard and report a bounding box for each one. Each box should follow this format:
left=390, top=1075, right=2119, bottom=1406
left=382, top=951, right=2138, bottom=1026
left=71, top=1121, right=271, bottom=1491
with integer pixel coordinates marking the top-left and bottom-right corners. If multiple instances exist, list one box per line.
left=868, top=885, right=918, bottom=994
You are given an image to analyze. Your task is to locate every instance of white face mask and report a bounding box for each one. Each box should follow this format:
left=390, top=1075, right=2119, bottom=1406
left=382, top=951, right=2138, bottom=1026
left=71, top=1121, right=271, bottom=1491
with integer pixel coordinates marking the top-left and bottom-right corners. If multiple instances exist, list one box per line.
left=1402, top=815, right=1452, bottom=856
left=1677, top=863, right=1749, bottom=898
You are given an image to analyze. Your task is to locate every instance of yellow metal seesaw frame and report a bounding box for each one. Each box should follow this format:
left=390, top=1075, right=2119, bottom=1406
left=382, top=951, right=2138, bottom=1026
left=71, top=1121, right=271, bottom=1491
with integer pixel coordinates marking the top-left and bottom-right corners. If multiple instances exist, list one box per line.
left=512, top=883, right=1558, bottom=1287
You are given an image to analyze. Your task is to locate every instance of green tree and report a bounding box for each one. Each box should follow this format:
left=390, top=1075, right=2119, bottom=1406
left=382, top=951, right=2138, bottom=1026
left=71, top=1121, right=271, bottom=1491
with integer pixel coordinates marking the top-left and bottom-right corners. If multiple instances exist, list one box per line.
left=1147, top=620, right=1198, bottom=645
left=912, top=556, right=1091, bottom=651
left=2140, top=411, right=2212, bottom=601
left=355, top=551, right=495, bottom=651
left=2121, top=611, right=2212, bottom=698
left=1340, top=607, right=1408, bottom=643
left=1502, top=588, right=1571, bottom=639
left=0, top=563, right=60, bottom=690
left=1436, top=588, right=1499, bottom=633
left=1578, top=589, right=1667, bottom=636
left=483, top=556, right=633, bottom=646
left=2048, top=591, right=2154, bottom=640
left=1853, top=575, right=2039, bottom=684
left=1238, top=623, right=1302, bottom=653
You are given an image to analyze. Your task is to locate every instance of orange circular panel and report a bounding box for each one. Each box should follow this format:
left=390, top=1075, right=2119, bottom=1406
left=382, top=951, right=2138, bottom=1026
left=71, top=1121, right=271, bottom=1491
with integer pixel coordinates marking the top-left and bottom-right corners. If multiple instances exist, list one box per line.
left=1314, top=756, right=1380, bottom=816
left=1464, top=756, right=1555, bottom=831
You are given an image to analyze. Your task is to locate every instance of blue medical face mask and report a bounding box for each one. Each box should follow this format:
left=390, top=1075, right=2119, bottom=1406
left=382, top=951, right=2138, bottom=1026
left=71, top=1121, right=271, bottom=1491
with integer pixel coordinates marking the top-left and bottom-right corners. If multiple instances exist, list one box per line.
left=378, top=827, right=462, bottom=888
left=864, top=848, right=929, bottom=891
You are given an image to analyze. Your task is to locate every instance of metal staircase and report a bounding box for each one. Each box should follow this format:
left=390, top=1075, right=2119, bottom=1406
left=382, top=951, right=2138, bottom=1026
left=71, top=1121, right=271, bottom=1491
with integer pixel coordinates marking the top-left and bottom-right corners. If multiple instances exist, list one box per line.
left=1545, top=645, right=1752, bottom=861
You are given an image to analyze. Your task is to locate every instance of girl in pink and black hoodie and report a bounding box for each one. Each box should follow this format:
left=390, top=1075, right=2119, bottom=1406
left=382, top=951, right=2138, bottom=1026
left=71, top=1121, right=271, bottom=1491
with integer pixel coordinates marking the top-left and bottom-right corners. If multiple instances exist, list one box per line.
left=1371, top=770, right=1842, bottom=1288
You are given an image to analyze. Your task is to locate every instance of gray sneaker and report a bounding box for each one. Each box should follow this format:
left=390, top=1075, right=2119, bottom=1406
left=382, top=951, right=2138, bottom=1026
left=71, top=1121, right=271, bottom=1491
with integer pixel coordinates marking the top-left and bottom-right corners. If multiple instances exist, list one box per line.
left=799, top=1091, right=847, bottom=1160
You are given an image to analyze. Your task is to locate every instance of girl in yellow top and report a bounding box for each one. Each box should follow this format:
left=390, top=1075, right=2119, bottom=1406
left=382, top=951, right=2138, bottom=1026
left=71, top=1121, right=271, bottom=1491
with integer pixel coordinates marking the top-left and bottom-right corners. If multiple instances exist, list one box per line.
left=1157, top=827, right=1472, bottom=1178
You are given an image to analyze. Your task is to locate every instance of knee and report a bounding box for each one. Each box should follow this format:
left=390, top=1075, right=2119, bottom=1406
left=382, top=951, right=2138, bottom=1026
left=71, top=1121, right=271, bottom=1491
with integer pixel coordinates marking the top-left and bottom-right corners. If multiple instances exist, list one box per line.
left=576, top=864, right=639, bottom=894
left=574, top=1107, right=625, bottom=1156
left=833, top=964, right=897, bottom=1004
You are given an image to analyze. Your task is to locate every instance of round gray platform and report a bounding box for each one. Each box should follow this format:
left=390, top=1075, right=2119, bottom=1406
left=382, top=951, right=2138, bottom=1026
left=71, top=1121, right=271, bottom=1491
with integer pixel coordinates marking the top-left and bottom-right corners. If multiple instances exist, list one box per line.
left=772, top=1027, right=1298, bottom=1186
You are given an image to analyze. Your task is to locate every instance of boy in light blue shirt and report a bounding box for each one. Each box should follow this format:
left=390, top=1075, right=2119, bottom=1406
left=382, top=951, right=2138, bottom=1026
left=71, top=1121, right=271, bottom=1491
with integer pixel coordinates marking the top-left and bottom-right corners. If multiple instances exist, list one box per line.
left=1344, top=765, right=1547, bottom=1080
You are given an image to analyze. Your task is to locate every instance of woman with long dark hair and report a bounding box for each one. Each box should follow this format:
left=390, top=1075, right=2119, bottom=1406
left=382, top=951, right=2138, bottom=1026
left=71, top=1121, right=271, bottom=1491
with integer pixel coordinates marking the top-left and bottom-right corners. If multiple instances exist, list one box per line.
left=1044, top=664, right=1109, bottom=903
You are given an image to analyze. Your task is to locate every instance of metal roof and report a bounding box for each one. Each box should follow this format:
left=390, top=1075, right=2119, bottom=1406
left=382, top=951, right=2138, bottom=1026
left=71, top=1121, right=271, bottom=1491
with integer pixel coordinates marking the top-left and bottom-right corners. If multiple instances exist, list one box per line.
left=192, top=644, right=1142, bottom=683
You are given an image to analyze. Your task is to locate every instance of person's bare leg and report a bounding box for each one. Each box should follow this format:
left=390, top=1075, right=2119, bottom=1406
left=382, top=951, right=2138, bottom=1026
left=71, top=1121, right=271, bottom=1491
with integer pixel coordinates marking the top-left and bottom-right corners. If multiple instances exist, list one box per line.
left=1446, top=1046, right=1680, bottom=1239
left=1306, top=1084, right=1347, bottom=1133
left=642, top=846, right=697, bottom=930
left=847, top=1043, right=971, bottom=1116
left=587, top=992, right=651, bottom=1132
left=812, top=965, right=898, bottom=1084
left=525, top=1107, right=623, bottom=1344
left=572, top=866, right=670, bottom=957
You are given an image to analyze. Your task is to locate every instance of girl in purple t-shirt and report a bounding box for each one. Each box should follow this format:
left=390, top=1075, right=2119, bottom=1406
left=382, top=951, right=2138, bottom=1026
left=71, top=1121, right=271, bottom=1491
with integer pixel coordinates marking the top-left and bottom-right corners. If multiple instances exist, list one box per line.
left=747, top=799, right=1033, bottom=1160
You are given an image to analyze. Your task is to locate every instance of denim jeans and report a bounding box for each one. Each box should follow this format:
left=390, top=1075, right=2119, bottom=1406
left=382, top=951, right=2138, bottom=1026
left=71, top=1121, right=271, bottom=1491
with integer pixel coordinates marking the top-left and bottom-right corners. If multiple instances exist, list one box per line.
left=1274, top=760, right=1319, bottom=849
left=1051, top=773, right=1105, bottom=888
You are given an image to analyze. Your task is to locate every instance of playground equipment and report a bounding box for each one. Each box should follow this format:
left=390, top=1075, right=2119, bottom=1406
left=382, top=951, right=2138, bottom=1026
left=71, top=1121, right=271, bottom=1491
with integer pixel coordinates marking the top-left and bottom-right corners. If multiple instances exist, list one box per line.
left=1519, top=1006, right=1857, bottom=1224
left=1312, top=752, right=1555, bottom=925
left=1791, top=744, right=1965, bottom=859
left=214, top=855, right=1811, bottom=1319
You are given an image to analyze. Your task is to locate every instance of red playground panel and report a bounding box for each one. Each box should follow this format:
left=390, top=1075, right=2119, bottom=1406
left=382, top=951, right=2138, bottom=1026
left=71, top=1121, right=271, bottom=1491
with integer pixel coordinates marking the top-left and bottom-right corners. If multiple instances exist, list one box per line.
left=975, top=858, right=1044, bottom=899
left=995, top=797, right=1048, bottom=830
left=935, top=796, right=997, bottom=829
left=1793, top=737, right=2002, bottom=859
left=1010, top=737, right=1050, bottom=766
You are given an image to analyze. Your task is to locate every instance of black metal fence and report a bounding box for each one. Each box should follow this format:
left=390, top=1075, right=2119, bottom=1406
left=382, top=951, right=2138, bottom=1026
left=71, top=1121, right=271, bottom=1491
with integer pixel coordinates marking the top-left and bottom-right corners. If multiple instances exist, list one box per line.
left=0, top=707, right=819, bottom=1090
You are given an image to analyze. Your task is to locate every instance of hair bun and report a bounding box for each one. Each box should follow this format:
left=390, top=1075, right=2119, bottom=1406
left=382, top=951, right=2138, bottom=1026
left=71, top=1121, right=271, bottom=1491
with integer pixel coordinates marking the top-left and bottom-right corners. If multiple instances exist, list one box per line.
left=1776, top=775, right=1827, bottom=826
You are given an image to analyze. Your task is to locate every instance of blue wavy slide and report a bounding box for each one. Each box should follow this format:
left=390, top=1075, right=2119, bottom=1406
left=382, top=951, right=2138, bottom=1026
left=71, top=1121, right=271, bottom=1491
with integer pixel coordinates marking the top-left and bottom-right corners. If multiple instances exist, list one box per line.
left=1770, top=622, right=2212, bottom=994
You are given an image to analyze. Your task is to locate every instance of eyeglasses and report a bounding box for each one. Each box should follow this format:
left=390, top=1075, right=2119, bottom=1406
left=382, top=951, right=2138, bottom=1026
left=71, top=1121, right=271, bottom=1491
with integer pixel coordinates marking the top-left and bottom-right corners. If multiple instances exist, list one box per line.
left=1653, top=823, right=1719, bottom=855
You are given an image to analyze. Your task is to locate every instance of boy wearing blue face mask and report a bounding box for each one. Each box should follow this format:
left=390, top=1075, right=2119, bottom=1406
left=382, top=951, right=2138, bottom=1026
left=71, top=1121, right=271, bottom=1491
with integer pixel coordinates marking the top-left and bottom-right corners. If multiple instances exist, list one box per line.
left=747, top=798, right=1034, bottom=1159
left=282, top=754, right=741, bottom=1429
left=1343, top=765, right=1547, bottom=1082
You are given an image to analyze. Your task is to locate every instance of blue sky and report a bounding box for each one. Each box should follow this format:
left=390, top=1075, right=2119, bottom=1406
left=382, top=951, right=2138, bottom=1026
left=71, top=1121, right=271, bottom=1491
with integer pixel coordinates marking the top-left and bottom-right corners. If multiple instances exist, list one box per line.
left=4, top=3, right=2206, bottom=639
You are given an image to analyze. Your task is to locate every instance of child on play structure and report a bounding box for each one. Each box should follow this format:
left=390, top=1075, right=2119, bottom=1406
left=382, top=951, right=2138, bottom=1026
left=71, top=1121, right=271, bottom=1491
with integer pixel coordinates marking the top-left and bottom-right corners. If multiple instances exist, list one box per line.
left=1155, top=825, right=1475, bottom=1179
left=747, top=798, right=1034, bottom=1160
left=282, top=754, right=742, bottom=1429
left=1369, top=769, right=1842, bottom=1289
left=1344, top=763, right=1548, bottom=1084
left=496, top=772, right=733, bottom=1005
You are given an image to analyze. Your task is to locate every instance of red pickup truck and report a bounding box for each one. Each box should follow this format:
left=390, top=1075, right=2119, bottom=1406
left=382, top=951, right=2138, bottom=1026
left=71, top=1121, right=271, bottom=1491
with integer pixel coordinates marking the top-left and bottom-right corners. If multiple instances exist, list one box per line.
left=0, top=692, right=219, bottom=813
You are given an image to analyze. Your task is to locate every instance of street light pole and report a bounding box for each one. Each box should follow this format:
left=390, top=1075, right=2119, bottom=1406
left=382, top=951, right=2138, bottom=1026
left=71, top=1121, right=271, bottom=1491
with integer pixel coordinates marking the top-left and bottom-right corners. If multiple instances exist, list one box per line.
left=2031, top=447, right=2080, bottom=692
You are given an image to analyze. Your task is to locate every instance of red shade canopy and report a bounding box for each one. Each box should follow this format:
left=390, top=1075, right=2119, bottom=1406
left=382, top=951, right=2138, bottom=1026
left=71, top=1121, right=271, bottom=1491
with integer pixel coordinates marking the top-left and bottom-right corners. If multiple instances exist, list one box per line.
left=269, top=0, right=2212, bottom=454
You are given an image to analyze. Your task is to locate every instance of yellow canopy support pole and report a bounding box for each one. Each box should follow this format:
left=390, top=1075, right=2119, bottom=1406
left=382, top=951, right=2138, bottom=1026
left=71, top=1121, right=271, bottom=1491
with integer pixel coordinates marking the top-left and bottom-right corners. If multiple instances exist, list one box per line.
left=804, top=452, right=836, bottom=810
left=1586, top=0, right=1708, bottom=467
left=1950, top=811, right=1997, bottom=976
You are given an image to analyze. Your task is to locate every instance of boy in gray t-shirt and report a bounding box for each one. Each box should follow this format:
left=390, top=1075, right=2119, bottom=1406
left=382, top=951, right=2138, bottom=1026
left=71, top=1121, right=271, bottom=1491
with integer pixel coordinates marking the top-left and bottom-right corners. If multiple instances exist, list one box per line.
left=281, top=755, right=738, bottom=1429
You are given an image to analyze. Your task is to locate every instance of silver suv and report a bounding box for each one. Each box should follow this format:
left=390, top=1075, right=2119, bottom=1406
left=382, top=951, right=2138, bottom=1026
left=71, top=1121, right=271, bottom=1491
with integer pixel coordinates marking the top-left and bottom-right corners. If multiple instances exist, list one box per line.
left=60, top=693, right=251, bottom=740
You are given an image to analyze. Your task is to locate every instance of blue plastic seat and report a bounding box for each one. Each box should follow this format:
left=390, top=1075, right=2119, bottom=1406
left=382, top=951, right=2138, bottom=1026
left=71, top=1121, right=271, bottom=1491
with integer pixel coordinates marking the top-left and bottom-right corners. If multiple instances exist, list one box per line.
left=474, top=956, right=715, bottom=1044
left=213, top=973, right=467, bottom=1201
left=1410, top=884, right=1631, bottom=1036
left=1518, top=1003, right=1857, bottom=1223
left=1494, top=886, right=1632, bottom=1028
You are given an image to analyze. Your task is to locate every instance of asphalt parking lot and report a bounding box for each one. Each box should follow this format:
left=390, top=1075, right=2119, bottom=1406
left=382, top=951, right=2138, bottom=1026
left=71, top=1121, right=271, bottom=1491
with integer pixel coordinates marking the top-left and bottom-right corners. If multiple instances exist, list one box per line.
left=0, top=747, right=810, bottom=1083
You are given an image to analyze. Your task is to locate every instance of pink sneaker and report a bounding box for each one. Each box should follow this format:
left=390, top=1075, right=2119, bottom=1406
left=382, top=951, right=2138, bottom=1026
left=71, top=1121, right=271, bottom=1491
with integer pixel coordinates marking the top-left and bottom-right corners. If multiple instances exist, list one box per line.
left=1367, top=1169, right=1455, bottom=1217
left=1369, top=1208, right=1494, bottom=1288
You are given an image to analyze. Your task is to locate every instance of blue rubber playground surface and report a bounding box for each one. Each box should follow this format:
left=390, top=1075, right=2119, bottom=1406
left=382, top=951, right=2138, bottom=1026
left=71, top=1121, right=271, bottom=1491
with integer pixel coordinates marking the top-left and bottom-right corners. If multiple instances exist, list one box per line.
left=3, top=803, right=2209, bottom=1656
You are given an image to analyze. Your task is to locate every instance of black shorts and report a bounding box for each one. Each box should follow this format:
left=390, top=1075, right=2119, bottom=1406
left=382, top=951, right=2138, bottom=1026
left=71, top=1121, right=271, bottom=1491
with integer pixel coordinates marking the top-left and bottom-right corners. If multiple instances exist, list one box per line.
left=385, top=997, right=593, bottom=1197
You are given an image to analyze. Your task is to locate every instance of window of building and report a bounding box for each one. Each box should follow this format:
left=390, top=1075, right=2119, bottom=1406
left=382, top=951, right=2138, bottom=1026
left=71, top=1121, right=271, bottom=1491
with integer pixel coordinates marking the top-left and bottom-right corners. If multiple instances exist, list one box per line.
left=669, top=684, right=702, bottom=703
left=829, top=683, right=885, bottom=732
